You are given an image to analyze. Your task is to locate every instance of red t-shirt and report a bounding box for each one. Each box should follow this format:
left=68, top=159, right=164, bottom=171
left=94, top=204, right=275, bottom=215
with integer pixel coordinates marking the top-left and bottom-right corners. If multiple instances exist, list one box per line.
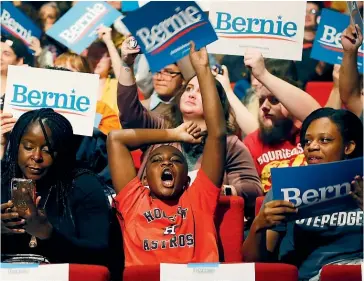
left=244, top=129, right=307, bottom=193
left=115, top=169, right=220, bottom=267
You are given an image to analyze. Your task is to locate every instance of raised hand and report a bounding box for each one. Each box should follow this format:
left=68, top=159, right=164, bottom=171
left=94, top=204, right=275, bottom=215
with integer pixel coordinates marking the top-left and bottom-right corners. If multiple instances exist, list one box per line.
left=212, top=65, right=233, bottom=92
left=1, top=201, right=25, bottom=234
left=1, top=112, right=17, bottom=147
left=244, top=49, right=266, bottom=80
left=255, top=200, right=297, bottom=230
left=97, top=25, right=113, bottom=43
left=120, top=35, right=141, bottom=66
left=29, top=37, right=42, bottom=57
left=174, top=121, right=202, bottom=144
left=15, top=189, right=53, bottom=240
left=341, top=24, right=363, bottom=53
left=350, top=175, right=363, bottom=210
left=189, top=41, right=209, bottom=71
left=333, top=64, right=341, bottom=88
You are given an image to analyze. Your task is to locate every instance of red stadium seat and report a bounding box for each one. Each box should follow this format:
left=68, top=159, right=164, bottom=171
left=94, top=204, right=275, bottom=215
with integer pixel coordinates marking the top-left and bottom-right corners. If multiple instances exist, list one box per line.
left=123, top=263, right=298, bottom=281
left=215, top=196, right=245, bottom=262
left=320, top=265, right=362, bottom=281
left=69, top=264, right=110, bottom=281
left=305, top=82, right=334, bottom=107
left=255, top=196, right=265, bottom=216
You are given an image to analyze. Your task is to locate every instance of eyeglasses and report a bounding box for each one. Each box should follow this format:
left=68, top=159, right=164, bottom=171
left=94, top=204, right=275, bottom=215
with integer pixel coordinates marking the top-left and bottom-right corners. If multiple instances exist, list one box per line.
left=259, top=96, right=280, bottom=106
left=306, top=8, right=318, bottom=15
left=155, top=70, right=182, bottom=80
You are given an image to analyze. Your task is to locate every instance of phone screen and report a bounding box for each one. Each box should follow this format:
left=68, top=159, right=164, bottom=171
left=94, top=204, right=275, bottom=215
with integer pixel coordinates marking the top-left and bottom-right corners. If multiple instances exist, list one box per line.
left=11, top=179, right=36, bottom=211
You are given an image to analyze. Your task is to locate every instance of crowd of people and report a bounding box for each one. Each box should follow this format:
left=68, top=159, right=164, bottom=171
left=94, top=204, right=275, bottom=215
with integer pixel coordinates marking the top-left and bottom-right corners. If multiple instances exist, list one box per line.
left=0, top=1, right=363, bottom=281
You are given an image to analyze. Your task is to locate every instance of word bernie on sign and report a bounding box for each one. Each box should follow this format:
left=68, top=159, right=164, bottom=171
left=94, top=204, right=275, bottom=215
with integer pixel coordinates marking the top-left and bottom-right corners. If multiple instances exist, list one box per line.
left=59, top=3, right=107, bottom=44
left=4, top=66, right=98, bottom=136
left=121, top=1, right=217, bottom=72
left=215, top=14, right=298, bottom=39
left=1, top=9, right=34, bottom=45
left=136, top=5, right=203, bottom=53
left=10, top=85, right=90, bottom=115
left=1, top=1, right=42, bottom=50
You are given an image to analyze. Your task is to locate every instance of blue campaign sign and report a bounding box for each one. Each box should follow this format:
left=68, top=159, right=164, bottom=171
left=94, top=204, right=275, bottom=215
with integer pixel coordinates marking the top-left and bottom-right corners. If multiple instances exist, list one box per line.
left=1, top=2, right=42, bottom=53
left=271, top=158, right=363, bottom=218
left=122, top=1, right=218, bottom=72
left=311, top=9, right=364, bottom=73
left=121, top=1, right=141, bottom=12
left=46, top=2, right=122, bottom=54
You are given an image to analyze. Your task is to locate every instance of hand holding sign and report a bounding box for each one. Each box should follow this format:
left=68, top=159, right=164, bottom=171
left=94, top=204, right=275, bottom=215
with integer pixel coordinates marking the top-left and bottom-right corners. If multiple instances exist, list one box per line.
left=121, top=36, right=141, bottom=66
left=350, top=175, right=363, bottom=210
left=97, top=25, right=113, bottom=43
left=341, top=24, right=363, bottom=53
left=29, top=37, right=42, bottom=57
left=244, top=49, right=266, bottom=80
left=0, top=112, right=17, bottom=146
left=189, top=41, right=209, bottom=71
left=255, top=200, right=297, bottom=230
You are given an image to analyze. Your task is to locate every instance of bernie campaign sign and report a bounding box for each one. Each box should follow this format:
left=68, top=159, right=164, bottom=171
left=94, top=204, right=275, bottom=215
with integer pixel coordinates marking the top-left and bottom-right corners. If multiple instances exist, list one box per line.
left=311, top=9, right=364, bottom=73
left=46, top=1, right=121, bottom=54
left=271, top=157, right=363, bottom=219
left=3, top=66, right=99, bottom=136
left=122, top=1, right=210, bottom=13
left=207, top=1, right=306, bottom=61
left=1, top=2, right=42, bottom=52
left=121, top=1, right=217, bottom=73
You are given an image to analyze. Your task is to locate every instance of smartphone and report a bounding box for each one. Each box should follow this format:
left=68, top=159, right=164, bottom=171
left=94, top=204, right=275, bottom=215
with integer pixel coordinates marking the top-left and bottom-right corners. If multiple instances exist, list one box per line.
left=213, top=64, right=224, bottom=75
left=11, top=178, right=36, bottom=211
left=223, top=185, right=233, bottom=196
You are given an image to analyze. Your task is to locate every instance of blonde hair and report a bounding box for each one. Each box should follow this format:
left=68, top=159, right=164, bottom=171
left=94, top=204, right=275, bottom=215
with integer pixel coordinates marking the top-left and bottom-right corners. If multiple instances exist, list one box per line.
left=54, top=52, right=93, bottom=73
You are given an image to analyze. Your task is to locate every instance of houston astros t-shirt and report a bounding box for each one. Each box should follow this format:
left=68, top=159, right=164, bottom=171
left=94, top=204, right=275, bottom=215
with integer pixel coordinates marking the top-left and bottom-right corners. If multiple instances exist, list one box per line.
left=114, top=169, right=220, bottom=267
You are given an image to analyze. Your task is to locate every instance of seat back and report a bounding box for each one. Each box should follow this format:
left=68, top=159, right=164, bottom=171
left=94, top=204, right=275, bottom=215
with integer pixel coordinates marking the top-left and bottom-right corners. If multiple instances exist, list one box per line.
left=320, top=265, right=362, bottom=281
left=215, top=196, right=245, bottom=262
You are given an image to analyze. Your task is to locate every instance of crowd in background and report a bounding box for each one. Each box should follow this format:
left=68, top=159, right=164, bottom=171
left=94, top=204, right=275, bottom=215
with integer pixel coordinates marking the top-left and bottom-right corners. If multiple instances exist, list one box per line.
left=0, top=1, right=363, bottom=281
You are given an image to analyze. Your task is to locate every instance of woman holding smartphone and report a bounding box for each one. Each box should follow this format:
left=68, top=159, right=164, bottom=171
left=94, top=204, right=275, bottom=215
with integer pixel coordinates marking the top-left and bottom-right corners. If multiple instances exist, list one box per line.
left=0, top=108, right=110, bottom=265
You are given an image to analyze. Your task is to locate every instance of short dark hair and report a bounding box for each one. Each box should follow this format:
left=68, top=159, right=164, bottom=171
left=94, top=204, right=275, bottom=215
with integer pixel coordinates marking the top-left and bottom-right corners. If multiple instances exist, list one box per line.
left=0, top=33, right=33, bottom=65
left=300, top=108, right=363, bottom=159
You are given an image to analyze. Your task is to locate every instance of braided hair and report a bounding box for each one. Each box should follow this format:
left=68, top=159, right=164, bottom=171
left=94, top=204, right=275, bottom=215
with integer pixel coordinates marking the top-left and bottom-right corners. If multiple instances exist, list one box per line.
left=2, top=108, right=75, bottom=219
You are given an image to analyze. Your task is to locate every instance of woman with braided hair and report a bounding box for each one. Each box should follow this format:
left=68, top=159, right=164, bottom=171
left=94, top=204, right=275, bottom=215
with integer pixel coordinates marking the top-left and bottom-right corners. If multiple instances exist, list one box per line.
left=1, top=108, right=110, bottom=265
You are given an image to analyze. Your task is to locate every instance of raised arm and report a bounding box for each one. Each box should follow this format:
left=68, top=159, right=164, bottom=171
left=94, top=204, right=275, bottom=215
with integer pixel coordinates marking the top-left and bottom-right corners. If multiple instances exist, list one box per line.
left=244, top=50, right=321, bottom=121
left=117, top=37, right=166, bottom=129
left=339, top=24, right=363, bottom=117
left=325, top=65, right=342, bottom=109
left=189, top=42, right=227, bottom=187
left=107, top=123, right=202, bottom=194
left=98, top=26, right=122, bottom=81
left=213, top=65, right=259, bottom=135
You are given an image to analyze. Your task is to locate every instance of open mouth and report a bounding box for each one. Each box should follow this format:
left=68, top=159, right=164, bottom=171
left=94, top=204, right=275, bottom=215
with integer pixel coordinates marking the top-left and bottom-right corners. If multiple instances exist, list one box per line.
left=307, top=156, right=323, bottom=164
left=161, top=168, right=174, bottom=188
